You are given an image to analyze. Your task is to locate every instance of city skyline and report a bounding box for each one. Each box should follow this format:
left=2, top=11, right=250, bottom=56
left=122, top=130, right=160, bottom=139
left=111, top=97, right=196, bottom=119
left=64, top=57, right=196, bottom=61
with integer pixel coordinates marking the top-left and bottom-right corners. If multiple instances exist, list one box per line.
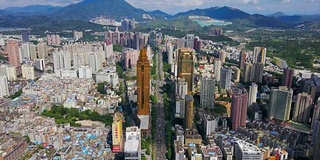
left=0, top=0, right=319, bottom=15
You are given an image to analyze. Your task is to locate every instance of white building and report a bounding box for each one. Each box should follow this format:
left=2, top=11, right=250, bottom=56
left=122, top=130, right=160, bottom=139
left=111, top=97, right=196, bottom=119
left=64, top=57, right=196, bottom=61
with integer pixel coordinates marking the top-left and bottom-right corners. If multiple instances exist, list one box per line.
left=88, top=52, right=103, bottom=73
left=167, top=43, right=174, bottom=65
left=235, top=140, right=262, bottom=160
left=124, top=126, right=141, bottom=160
left=96, top=67, right=119, bottom=87
left=175, top=77, right=188, bottom=98
left=37, top=42, right=47, bottom=59
left=248, top=83, right=258, bottom=107
left=105, top=43, right=113, bottom=59
left=202, top=114, right=218, bottom=136
left=6, top=66, right=17, bottom=81
left=214, top=59, right=221, bottom=82
left=175, top=97, right=185, bottom=118
left=22, top=64, right=35, bottom=80
left=200, top=74, right=215, bottom=109
left=55, top=69, right=77, bottom=78
left=34, top=59, right=46, bottom=71
left=0, top=76, right=9, bottom=98
left=78, top=66, right=93, bottom=79
left=21, top=43, right=30, bottom=61
left=53, top=50, right=71, bottom=72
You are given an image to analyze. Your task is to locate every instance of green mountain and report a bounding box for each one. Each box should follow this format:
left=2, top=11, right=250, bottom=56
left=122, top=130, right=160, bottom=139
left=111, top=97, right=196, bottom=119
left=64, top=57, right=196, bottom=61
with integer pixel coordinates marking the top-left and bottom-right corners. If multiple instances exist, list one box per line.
left=53, top=0, right=147, bottom=21
left=4, top=5, right=62, bottom=14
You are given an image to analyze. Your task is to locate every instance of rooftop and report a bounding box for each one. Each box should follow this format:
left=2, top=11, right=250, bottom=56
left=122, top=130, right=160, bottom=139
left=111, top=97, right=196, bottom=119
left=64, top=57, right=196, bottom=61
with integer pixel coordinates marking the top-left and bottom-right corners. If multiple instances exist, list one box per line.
left=138, top=115, right=149, bottom=130
left=236, top=140, right=261, bottom=154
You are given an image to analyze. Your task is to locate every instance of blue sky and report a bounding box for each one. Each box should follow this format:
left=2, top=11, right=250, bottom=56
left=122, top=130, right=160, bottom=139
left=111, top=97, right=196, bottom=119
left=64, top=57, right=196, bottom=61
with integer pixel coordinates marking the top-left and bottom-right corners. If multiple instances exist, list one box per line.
left=0, top=0, right=319, bottom=15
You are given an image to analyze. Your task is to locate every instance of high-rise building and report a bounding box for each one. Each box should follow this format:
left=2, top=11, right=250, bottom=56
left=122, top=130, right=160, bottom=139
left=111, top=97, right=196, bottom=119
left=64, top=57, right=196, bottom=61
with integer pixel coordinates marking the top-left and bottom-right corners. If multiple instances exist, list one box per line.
left=124, top=126, right=141, bottom=160
left=166, top=43, right=174, bottom=65
left=248, top=83, right=258, bottom=107
left=176, top=39, right=186, bottom=49
left=253, top=47, right=267, bottom=64
left=177, top=48, right=194, bottom=94
left=21, top=43, right=30, bottom=61
left=293, top=92, right=313, bottom=124
left=243, top=63, right=253, bottom=82
left=252, top=63, right=264, bottom=83
left=194, top=36, right=201, bottom=52
left=202, top=114, right=218, bottom=136
left=112, top=112, right=123, bottom=153
left=34, top=59, right=45, bottom=71
left=88, top=52, right=103, bottom=73
left=37, top=42, right=48, bottom=59
left=175, top=77, right=188, bottom=98
left=200, top=74, right=215, bottom=109
left=186, top=34, right=195, bottom=49
left=214, top=59, right=221, bottom=82
left=313, top=119, right=320, bottom=160
left=53, top=51, right=71, bottom=72
left=220, top=68, right=232, bottom=90
left=6, top=66, right=17, bottom=81
left=6, top=40, right=21, bottom=67
left=0, top=76, right=9, bottom=98
left=219, top=50, right=227, bottom=64
left=312, top=98, right=320, bottom=129
left=231, top=89, right=248, bottom=130
left=123, top=48, right=139, bottom=69
left=268, top=86, right=293, bottom=121
left=232, top=67, right=241, bottom=83
left=282, top=67, right=294, bottom=89
left=29, top=43, right=37, bottom=60
left=21, top=64, right=35, bottom=80
left=137, top=48, right=150, bottom=115
left=239, top=50, right=247, bottom=70
left=185, top=94, right=194, bottom=130
left=78, top=66, right=92, bottom=79
left=21, top=30, right=29, bottom=42
left=74, top=31, right=83, bottom=41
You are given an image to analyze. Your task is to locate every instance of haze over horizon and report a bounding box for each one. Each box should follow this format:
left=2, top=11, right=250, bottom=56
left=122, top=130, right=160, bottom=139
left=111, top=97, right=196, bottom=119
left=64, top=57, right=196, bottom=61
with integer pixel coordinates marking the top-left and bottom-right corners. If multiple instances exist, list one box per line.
left=0, top=0, right=319, bottom=15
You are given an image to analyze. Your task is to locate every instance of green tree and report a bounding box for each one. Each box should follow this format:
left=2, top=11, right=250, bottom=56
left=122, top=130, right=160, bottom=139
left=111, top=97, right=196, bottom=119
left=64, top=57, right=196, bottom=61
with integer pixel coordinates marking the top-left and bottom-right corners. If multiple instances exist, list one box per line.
left=113, top=44, right=122, bottom=52
left=97, top=82, right=107, bottom=94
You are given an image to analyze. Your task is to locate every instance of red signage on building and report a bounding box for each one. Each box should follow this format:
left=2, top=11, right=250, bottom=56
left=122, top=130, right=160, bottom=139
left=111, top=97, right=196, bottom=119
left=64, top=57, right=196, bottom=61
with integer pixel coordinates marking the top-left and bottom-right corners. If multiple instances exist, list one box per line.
left=112, top=145, right=121, bottom=153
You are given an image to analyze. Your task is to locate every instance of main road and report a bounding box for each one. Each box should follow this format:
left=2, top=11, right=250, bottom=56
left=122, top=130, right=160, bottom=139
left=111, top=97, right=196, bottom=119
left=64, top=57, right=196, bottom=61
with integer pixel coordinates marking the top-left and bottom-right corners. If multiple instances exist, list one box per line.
left=154, top=47, right=167, bottom=160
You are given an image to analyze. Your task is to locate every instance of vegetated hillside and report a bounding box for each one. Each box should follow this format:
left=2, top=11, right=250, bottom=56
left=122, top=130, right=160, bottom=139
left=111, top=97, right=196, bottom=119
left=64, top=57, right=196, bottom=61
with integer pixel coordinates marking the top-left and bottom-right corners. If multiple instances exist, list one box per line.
left=52, top=0, right=147, bottom=21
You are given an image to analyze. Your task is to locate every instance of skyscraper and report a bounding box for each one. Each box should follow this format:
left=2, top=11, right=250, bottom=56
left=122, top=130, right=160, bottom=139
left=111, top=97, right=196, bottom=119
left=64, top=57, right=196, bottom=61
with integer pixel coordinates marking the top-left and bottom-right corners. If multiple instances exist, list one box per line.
left=37, top=42, right=48, bottom=59
left=312, top=98, right=320, bottom=129
left=268, top=86, right=293, bottom=121
left=231, top=89, right=248, bottom=130
left=137, top=48, right=150, bottom=115
left=243, top=63, right=253, bottom=82
left=0, top=76, right=9, bottom=98
left=175, top=77, right=188, bottom=99
left=252, top=63, right=264, bottom=83
left=313, top=119, right=320, bottom=160
left=112, top=112, right=123, bottom=153
left=186, top=34, right=195, bottom=49
left=176, top=39, right=186, bottom=49
left=21, top=64, right=35, bottom=80
left=166, top=43, right=174, bottom=65
left=253, top=47, right=267, bottom=64
left=185, top=94, right=194, bottom=130
left=293, top=92, right=313, bottom=124
left=53, top=51, right=71, bottom=72
left=220, top=68, right=232, bottom=90
left=282, top=67, right=294, bottom=89
left=248, top=83, right=258, bottom=107
left=239, top=50, right=246, bottom=70
left=6, top=40, right=21, bottom=67
left=21, top=43, right=30, bottom=61
left=200, top=74, right=215, bottom=109
left=177, top=48, right=194, bottom=94
left=193, top=36, right=201, bottom=52
left=21, top=30, right=29, bottom=43
left=88, top=52, right=102, bottom=73
left=214, top=59, right=221, bottom=82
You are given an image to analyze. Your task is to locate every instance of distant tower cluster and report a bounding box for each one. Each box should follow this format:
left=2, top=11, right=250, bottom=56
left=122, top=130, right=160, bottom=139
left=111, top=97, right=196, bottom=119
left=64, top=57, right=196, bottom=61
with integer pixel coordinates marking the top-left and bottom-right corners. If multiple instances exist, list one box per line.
left=212, top=28, right=223, bottom=36
left=121, top=19, right=136, bottom=31
left=47, top=34, right=61, bottom=46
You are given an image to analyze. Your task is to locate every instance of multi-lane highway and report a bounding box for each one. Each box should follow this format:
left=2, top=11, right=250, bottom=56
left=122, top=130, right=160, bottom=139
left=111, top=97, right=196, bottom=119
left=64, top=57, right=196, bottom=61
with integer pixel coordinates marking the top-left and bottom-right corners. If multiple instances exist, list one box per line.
left=154, top=48, right=167, bottom=160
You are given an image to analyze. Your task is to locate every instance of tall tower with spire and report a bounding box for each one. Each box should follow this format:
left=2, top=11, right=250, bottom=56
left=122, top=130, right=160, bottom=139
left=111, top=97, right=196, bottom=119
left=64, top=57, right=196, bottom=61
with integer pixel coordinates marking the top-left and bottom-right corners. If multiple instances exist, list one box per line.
left=137, top=48, right=150, bottom=115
